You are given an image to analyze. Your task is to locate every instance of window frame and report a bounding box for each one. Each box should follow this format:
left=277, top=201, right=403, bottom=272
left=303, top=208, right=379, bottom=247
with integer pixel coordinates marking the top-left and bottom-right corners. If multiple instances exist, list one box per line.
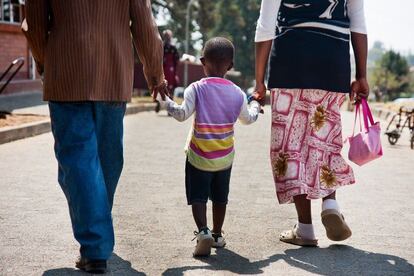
left=0, top=0, right=23, bottom=25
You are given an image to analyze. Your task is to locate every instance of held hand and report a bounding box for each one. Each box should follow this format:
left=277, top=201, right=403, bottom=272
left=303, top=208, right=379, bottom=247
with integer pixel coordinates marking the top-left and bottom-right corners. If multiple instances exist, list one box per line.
left=253, top=82, right=267, bottom=106
left=247, top=96, right=265, bottom=114
left=152, top=80, right=169, bottom=101
left=351, top=78, right=370, bottom=104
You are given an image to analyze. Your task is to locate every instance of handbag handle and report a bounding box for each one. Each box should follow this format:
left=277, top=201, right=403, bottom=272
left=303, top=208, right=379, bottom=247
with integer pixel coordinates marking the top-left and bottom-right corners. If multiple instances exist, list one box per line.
left=361, top=98, right=375, bottom=129
left=352, top=102, right=363, bottom=136
left=352, top=98, right=374, bottom=136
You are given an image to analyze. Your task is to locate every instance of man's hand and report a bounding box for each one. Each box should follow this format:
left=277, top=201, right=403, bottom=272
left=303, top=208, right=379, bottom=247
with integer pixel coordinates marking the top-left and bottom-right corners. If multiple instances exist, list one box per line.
left=152, top=80, right=169, bottom=101
left=253, top=82, right=267, bottom=106
left=351, top=78, right=369, bottom=104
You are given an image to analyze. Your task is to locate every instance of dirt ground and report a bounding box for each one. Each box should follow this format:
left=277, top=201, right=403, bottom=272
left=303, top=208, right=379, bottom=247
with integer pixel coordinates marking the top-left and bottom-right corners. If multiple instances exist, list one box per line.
left=0, top=113, right=48, bottom=128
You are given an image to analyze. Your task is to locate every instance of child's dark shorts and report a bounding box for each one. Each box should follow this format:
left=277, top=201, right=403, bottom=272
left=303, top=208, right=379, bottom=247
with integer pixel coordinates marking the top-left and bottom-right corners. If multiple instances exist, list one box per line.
left=185, top=159, right=232, bottom=205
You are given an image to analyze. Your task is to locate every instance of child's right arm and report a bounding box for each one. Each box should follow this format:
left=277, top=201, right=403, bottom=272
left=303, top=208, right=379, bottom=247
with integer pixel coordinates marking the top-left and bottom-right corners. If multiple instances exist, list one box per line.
left=238, top=97, right=261, bottom=125
left=157, top=86, right=196, bottom=122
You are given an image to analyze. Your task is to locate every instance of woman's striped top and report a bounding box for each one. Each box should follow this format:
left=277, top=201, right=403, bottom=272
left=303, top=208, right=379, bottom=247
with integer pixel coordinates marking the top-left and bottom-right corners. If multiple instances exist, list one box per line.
left=255, top=0, right=367, bottom=93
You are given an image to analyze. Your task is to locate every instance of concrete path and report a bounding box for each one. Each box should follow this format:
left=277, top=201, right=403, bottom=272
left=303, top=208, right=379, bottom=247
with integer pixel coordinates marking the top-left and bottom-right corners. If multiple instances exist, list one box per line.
left=0, top=108, right=413, bottom=275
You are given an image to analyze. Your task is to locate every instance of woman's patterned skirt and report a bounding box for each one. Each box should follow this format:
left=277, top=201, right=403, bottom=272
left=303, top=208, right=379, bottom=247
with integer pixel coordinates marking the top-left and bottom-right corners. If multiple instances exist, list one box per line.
left=270, top=89, right=355, bottom=204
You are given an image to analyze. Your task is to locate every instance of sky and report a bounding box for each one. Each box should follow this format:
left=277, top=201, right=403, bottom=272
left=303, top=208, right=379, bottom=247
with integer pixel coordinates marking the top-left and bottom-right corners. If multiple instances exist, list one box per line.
left=365, top=0, right=414, bottom=53
left=157, top=0, right=414, bottom=54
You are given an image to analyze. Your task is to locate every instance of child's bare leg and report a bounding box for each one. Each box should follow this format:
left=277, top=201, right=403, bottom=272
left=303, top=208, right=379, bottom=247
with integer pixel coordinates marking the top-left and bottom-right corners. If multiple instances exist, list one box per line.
left=192, top=203, right=207, bottom=231
left=212, top=203, right=226, bottom=234
left=294, top=194, right=312, bottom=224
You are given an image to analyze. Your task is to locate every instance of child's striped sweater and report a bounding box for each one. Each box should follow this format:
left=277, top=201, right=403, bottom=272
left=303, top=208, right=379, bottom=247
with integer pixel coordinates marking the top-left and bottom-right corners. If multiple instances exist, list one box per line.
left=160, top=77, right=261, bottom=172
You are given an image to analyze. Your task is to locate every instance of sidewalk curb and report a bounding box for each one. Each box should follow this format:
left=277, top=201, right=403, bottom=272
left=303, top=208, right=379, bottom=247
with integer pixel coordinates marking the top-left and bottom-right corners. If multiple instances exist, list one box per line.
left=125, top=102, right=156, bottom=115
left=372, top=107, right=396, bottom=122
left=0, top=102, right=156, bottom=145
left=0, top=119, right=51, bottom=144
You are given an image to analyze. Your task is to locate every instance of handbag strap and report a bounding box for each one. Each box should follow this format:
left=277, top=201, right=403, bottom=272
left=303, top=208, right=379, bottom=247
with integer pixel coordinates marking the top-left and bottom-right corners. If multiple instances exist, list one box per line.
left=361, top=98, right=375, bottom=130
left=352, top=102, right=363, bottom=136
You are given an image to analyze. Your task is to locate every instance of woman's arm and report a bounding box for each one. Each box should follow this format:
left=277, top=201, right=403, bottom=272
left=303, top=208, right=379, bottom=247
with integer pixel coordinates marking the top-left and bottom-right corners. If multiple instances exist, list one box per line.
left=348, top=0, right=369, bottom=102
left=253, top=0, right=280, bottom=104
left=351, top=33, right=369, bottom=102
left=254, top=41, right=273, bottom=104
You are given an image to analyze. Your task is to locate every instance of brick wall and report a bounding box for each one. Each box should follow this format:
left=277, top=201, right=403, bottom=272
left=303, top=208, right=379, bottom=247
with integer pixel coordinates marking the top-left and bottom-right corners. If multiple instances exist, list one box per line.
left=0, top=23, right=29, bottom=80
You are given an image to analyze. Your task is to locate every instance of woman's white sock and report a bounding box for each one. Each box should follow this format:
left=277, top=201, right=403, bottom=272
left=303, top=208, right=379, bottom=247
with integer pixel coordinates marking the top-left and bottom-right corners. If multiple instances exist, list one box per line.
left=296, top=222, right=316, bottom=240
left=322, top=199, right=340, bottom=211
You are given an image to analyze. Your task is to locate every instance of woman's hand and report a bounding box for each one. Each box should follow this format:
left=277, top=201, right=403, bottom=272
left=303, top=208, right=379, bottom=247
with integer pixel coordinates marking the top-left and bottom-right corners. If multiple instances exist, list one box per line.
left=253, top=82, right=267, bottom=106
left=351, top=77, right=369, bottom=103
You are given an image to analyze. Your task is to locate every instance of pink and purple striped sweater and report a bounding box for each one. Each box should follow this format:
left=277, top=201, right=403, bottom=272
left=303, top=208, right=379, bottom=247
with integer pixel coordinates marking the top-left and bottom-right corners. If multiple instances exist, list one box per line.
left=160, top=77, right=261, bottom=171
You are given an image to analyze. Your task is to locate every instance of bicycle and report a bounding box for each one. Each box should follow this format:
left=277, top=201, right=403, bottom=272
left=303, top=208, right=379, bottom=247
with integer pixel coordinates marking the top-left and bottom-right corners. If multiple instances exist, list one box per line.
left=385, top=106, right=414, bottom=149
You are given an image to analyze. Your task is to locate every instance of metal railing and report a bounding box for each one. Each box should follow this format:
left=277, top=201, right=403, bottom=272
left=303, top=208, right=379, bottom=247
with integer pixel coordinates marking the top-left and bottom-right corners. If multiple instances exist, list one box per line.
left=0, top=57, right=25, bottom=95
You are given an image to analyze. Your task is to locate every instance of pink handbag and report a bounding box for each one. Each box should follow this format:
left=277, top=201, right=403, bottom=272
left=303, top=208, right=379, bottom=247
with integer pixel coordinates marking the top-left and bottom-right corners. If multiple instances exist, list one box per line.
left=347, top=99, right=383, bottom=166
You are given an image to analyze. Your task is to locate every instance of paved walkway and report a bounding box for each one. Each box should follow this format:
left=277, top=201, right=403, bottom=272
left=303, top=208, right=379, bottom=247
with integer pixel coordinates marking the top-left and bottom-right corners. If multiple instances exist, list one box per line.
left=0, top=108, right=413, bottom=275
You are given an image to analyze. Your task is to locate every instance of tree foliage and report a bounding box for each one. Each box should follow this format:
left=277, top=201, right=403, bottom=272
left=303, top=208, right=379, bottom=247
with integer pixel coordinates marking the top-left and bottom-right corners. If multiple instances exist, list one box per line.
left=368, top=41, right=385, bottom=67
left=211, top=0, right=260, bottom=87
left=152, top=0, right=261, bottom=88
left=371, top=50, right=410, bottom=100
left=152, top=0, right=217, bottom=55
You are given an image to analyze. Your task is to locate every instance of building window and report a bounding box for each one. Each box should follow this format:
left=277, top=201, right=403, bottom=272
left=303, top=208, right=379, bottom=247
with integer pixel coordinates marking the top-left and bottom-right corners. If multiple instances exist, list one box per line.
left=0, top=0, right=23, bottom=24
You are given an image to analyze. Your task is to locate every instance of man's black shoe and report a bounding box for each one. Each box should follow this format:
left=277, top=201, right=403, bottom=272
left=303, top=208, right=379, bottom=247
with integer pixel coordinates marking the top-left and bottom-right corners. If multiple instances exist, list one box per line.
left=75, top=257, right=107, bottom=274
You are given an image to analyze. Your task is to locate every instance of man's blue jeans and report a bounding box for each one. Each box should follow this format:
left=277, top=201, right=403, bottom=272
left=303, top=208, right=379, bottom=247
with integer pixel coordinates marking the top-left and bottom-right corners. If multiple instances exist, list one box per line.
left=49, top=101, right=126, bottom=260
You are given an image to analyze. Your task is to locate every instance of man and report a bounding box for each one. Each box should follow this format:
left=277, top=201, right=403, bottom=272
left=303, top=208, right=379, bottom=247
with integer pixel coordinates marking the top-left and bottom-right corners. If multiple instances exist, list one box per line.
left=155, top=29, right=180, bottom=113
left=23, top=0, right=168, bottom=273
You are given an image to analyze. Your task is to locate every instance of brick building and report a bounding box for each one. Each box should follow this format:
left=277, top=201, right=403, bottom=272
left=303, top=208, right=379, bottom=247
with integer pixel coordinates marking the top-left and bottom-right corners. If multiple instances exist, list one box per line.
left=0, top=0, right=41, bottom=95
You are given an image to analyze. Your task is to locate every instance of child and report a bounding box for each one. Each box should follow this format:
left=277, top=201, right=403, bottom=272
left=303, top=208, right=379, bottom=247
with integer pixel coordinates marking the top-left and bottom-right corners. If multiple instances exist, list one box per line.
left=157, top=37, right=261, bottom=257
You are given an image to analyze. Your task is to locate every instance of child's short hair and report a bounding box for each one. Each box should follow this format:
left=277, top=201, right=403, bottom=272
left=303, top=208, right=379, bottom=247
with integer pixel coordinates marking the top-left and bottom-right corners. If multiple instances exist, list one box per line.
left=202, top=37, right=234, bottom=65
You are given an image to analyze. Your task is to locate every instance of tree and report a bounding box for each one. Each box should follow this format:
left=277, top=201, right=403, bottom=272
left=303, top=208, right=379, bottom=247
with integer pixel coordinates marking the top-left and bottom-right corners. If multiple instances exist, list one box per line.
left=368, top=41, right=385, bottom=67
left=209, top=0, right=261, bottom=87
left=406, top=53, right=414, bottom=67
left=371, top=50, right=410, bottom=101
left=152, top=0, right=216, bottom=55
left=152, top=0, right=261, bottom=88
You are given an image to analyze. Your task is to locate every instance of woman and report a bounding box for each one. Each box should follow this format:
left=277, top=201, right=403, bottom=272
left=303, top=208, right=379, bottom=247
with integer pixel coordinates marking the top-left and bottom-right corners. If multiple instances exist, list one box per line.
left=254, top=0, right=369, bottom=246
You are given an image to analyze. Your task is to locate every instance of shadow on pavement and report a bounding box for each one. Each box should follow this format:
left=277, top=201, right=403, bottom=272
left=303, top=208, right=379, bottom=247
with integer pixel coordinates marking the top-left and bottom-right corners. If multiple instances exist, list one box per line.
left=283, top=245, right=414, bottom=275
left=162, top=245, right=414, bottom=275
left=42, top=253, right=146, bottom=276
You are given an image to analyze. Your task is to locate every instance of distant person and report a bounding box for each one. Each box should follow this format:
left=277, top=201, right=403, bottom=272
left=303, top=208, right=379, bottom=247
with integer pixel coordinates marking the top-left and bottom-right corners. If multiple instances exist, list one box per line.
left=155, top=29, right=180, bottom=113
left=157, top=37, right=261, bottom=257
left=254, top=0, right=369, bottom=246
left=23, top=0, right=168, bottom=273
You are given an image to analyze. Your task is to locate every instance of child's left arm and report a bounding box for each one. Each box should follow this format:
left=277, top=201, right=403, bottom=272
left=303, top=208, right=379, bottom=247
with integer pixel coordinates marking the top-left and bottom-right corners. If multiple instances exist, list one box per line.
left=157, top=86, right=196, bottom=122
left=238, top=96, right=261, bottom=125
